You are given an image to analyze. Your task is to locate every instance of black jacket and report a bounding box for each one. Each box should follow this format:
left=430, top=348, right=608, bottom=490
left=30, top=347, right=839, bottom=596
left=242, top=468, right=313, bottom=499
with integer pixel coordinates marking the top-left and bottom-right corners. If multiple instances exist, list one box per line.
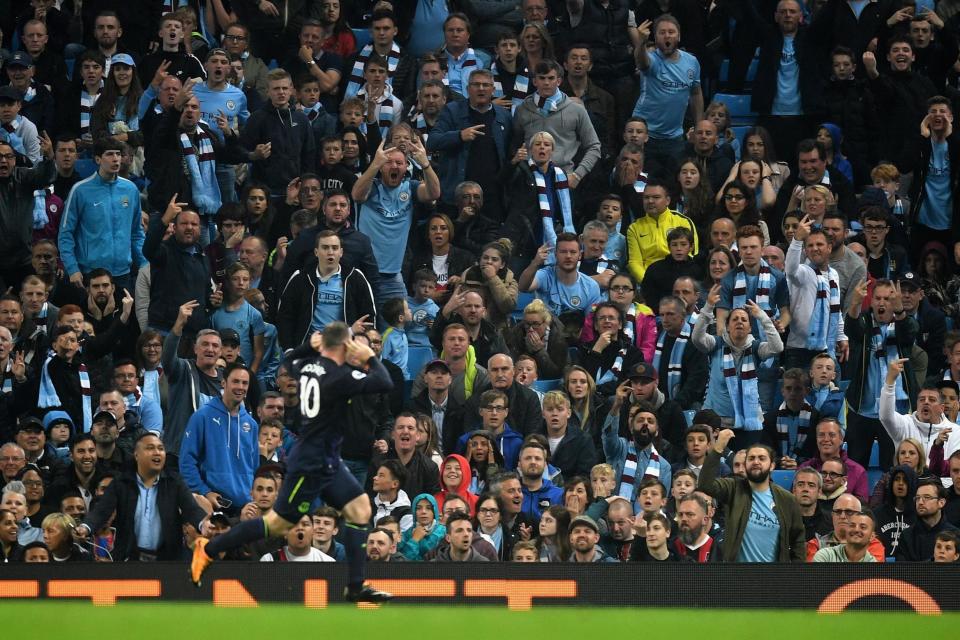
left=142, top=214, right=213, bottom=335
left=807, top=0, right=896, bottom=62
left=0, top=159, right=56, bottom=270
left=902, top=132, right=960, bottom=241
left=822, top=77, right=879, bottom=178
left=871, top=71, right=938, bottom=166
left=366, top=448, right=441, bottom=499
left=240, top=104, right=316, bottom=195
left=404, top=245, right=476, bottom=294
left=137, top=50, right=205, bottom=88
left=642, top=257, right=705, bottom=315
left=463, top=381, right=543, bottom=439
left=409, top=389, right=467, bottom=456
left=653, top=330, right=709, bottom=410
left=451, top=212, right=500, bottom=256
left=896, top=514, right=959, bottom=561
left=430, top=311, right=509, bottom=369
left=772, top=166, right=856, bottom=243
left=547, top=425, right=598, bottom=481
left=276, top=261, right=376, bottom=350
left=45, top=462, right=109, bottom=509
left=913, top=298, right=948, bottom=375
left=83, top=469, right=207, bottom=561
left=502, top=317, right=570, bottom=380
left=578, top=337, right=644, bottom=398
left=19, top=81, right=56, bottom=136
left=341, top=382, right=394, bottom=463
left=281, top=222, right=380, bottom=295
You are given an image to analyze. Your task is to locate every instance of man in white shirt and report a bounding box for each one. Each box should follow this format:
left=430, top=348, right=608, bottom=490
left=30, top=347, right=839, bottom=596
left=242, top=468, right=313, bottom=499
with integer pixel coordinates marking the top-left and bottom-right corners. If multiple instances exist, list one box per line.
left=260, top=514, right=334, bottom=562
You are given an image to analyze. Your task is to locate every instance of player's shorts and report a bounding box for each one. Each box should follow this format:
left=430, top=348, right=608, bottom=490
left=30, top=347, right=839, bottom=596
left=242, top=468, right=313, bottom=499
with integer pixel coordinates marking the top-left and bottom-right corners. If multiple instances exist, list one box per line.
left=273, top=435, right=365, bottom=524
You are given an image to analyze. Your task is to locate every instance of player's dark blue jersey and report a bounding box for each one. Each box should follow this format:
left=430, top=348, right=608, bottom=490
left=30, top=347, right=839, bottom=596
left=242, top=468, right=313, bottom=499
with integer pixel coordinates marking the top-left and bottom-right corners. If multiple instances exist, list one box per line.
left=283, top=346, right=393, bottom=445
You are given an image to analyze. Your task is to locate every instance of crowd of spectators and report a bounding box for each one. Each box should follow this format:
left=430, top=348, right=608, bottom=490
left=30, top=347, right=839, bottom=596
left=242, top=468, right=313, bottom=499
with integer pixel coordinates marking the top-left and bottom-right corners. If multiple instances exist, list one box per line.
left=2, top=0, right=960, bottom=567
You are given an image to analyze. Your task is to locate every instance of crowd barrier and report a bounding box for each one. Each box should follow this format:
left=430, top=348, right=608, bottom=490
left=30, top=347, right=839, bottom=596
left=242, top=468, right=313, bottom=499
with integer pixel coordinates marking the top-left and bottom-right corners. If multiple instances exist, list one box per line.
left=2, top=563, right=958, bottom=611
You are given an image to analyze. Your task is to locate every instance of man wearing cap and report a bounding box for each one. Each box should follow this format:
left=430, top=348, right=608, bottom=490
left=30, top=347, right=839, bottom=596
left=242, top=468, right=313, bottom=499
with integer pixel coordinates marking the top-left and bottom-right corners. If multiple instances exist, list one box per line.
left=88, top=407, right=130, bottom=476
left=14, top=416, right=65, bottom=483
left=193, top=48, right=250, bottom=204
left=901, top=271, right=947, bottom=375
left=604, top=388, right=674, bottom=513
left=0, top=84, right=41, bottom=165
left=408, top=358, right=466, bottom=455
left=5, top=52, right=54, bottom=136
left=569, top=514, right=618, bottom=562
left=653, top=296, right=707, bottom=411
left=76, top=431, right=209, bottom=561
left=617, top=362, right=685, bottom=454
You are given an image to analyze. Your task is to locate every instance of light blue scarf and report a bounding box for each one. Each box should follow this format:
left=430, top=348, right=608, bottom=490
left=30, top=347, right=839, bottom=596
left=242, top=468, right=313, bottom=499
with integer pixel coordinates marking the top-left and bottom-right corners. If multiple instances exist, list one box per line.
left=38, top=354, right=92, bottom=432
left=180, top=124, right=222, bottom=216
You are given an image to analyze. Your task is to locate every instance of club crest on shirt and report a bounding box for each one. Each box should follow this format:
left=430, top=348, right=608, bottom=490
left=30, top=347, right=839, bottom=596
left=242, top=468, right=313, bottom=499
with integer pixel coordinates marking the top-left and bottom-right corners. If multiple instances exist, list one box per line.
left=120, top=196, right=130, bottom=208
left=226, top=100, right=236, bottom=111
left=571, top=296, right=581, bottom=307
left=399, top=191, right=410, bottom=202
left=241, top=422, right=252, bottom=433
left=352, top=370, right=367, bottom=380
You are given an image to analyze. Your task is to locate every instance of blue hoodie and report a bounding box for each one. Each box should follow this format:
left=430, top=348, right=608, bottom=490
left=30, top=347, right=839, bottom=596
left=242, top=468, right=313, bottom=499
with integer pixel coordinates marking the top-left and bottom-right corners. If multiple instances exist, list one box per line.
left=399, top=493, right=446, bottom=560
left=456, top=423, right=524, bottom=471
left=818, top=123, right=854, bottom=184
left=179, top=396, right=259, bottom=509
left=521, top=478, right=564, bottom=521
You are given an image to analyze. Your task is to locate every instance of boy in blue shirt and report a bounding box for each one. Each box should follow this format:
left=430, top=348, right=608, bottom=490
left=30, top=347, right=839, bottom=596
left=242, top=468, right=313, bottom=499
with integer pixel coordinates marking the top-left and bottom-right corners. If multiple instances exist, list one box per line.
left=597, top=195, right=626, bottom=269
left=407, top=269, right=439, bottom=348
left=381, top=297, right=412, bottom=379
left=296, top=75, right=337, bottom=146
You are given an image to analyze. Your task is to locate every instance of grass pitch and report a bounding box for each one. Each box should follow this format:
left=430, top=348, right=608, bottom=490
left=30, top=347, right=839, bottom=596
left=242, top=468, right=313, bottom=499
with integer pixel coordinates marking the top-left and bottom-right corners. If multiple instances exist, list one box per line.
left=2, top=603, right=956, bottom=639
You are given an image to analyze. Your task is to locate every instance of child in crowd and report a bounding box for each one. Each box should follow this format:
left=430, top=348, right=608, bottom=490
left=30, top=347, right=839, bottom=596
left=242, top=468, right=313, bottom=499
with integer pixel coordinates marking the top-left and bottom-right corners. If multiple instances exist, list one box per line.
left=296, top=76, right=337, bottom=143
left=399, top=494, right=445, bottom=561
left=258, top=418, right=283, bottom=464
left=406, top=269, right=439, bottom=348
left=590, top=463, right=616, bottom=499
left=211, top=262, right=266, bottom=374
left=807, top=352, right=845, bottom=427
left=706, top=101, right=740, bottom=161
left=381, top=297, right=411, bottom=379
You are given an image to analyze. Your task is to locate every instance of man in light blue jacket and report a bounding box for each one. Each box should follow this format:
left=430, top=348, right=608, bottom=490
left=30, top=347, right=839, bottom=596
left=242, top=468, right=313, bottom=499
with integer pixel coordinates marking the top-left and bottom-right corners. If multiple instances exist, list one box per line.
left=179, top=363, right=259, bottom=512
left=58, top=136, right=145, bottom=292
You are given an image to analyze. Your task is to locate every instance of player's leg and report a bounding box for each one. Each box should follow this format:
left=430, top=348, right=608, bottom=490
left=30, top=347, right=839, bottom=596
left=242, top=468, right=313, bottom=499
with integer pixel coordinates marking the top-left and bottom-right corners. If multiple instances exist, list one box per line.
left=326, top=464, right=392, bottom=602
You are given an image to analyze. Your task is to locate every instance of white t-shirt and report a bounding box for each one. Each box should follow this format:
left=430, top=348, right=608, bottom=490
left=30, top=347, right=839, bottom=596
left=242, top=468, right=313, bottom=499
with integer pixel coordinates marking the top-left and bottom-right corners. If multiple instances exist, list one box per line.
left=261, top=546, right=335, bottom=562
left=432, top=254, right=449, bottom=287
left=548, top=435, right=563, bottom=455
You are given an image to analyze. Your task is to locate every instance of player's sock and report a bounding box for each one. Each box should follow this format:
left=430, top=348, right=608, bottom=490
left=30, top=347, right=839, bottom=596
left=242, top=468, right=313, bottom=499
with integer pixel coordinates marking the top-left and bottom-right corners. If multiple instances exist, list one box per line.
left=204, top=517, right=270, bottom=557
left=343, top=521, right=370, bottom=589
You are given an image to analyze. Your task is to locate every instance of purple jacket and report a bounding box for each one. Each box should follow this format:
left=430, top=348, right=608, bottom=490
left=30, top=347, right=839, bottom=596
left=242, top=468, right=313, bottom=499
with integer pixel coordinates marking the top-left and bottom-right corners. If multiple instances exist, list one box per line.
left=799, top=452, right=869, bottom=503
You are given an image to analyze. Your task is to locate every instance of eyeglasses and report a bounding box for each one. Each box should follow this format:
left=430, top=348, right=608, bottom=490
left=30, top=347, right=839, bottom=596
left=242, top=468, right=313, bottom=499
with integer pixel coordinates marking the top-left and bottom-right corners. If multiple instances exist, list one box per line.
left=610, top=285, right=633, bottom=293
left=301, top=186, right=322, bottom=193
left=369, top=340, right=383, bottom=345
left=482, top=405, right=507, bottom=412
left=723, top=194, right=746, bottom=201
left=832, top=509, right=859, bottom=517
left=224, top=35, right=247, bottom=42
left=144, top=343, right=162, bottom=350
left=863, top=225, right=889, bottom=233
left=821, top=471, right=846, bottom=479
left=478, top=507, right=500, bottom=514
left=0, top=154, right=16, bottom=160
left=915, top=494, right=940, bottom=502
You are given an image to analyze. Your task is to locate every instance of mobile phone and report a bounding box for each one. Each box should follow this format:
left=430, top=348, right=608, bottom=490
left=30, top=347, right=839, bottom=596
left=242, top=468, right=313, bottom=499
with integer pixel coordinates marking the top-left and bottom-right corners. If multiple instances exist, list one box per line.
left=218, top=497, right=232, bottom=509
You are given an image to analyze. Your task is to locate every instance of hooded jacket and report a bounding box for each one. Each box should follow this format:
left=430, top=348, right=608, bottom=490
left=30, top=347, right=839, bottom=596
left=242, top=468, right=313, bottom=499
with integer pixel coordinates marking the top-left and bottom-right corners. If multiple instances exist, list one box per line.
left=276, top=261, right=377, bottom=350
left=374, top=489, right=413, bottom=532
left=520, top=477, right=564, bottom=521
left=434, top=453, right=478, bottom=516
left=818, top=123, right=854, bottom=184
left=399, top=493, right=446, bottom=560
left=281, top=221, right=381, bottom=296
left=458, top=423, right=523, bottom=472
left=179, top=397, right=259, bottom=509
left=873, top=464, right=918, bottom=557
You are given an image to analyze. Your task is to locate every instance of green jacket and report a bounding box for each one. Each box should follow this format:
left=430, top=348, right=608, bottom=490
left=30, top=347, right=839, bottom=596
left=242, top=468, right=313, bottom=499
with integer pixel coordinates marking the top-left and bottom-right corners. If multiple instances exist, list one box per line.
left=698, top=450, right=806, bottom=562
left=844, top=312, right=918, bottom=414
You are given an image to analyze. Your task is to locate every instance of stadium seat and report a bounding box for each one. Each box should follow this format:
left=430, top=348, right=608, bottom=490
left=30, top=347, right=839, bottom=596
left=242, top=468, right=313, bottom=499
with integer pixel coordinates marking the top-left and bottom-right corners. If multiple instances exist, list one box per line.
left=730, top=125, right=752, bottom=148
left=511, top=291, right=536, bottom=323
left=532, top=379, right=563, bottom=393
left=771, top=470, right=795, bottom=491
left=407, top=346, right=435, bottom=378
left=352, top=28, right=372, bottom=50
left=713, top=93, right=756, bottom=126
left=683, top=410, right=696, bottom=427
left=867, top=469, right=884, bottom=495
left=869, top=441, right=880, bottom=469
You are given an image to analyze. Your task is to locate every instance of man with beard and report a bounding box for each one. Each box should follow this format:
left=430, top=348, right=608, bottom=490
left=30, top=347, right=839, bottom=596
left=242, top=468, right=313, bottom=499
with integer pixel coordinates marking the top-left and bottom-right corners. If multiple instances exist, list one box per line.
left=618, top=362, right=685, bottom=454
left=519, top=232, right=602, bottom=321
left=673, top=493, right=721, bottom=562
left=845, top=280, right=920, bottom=469
left=88, top=407, right=130, bottom=476
left=407, top=81, right=446, bottom=151
left=699, top=429, right=805, bottom=562
left=898, top=479, right=960, bottom=560
left=366, top=527, right=402, bottom=562
left=518, top=438, right=563, bottom=521
left=813, top=511, right=878, bottom=562
left=604, top=384, right=674, bottom=513
left=353, top=140, right=440, bottom=304
left=45, top=433, right=104, bottom=509
left=83, top=269, right=136, bottom=358
left=793, top=467, right=832, bottom=540
left=569, top=514, right=618, bottom=562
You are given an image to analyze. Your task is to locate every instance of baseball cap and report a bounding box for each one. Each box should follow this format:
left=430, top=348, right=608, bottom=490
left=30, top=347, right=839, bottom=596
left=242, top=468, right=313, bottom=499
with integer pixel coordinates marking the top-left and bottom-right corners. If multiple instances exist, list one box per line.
left=16, top=416, right=44, bottom=433
left=110, top=53, right=136, bottom=67
left=424, top=359, right=451, bottom=373
left=898, top=271, right=920, bottom=290
left=206, top=47, right=230, bottom=61
left=91, top=410, right=118, bottom=426
left=0, top=86, right=22, bottom=102
left=219, top=328, right=241, bottom=346
left=628, top=362, right=657, bottom=381
left=7, top=51, right=33, bottom=68
left=569, top=514, right=599, bottom=534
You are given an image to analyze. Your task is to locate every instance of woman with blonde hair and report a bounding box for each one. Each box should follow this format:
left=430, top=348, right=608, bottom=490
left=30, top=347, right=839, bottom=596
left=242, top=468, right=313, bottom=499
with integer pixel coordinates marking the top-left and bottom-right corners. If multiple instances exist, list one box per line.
left=564, top=366, right=604, bottom=446
left=869, top=437, right=936, bottom=507
left=504, top=298, right=569, bottom=379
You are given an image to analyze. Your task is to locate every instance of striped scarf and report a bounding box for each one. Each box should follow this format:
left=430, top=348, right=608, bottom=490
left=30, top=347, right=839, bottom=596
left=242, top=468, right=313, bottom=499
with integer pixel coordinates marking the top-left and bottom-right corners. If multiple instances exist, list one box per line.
left=445, top=47, right=478, bottom=93
left=180, top=124, right=222, bottom=216
left=805, top=266, right=841, bottom=353
left=357, top=85, right=396, bottom=138
left=596, top=343, right=627, bottom=386
left=617, top=443, right=661, bottom=499
left=775, top=401, right=813, bottom=457
left=871, top=321, right=908, bottom=402
left=535, top=89, right=565, bottom=117
left=733, top=260, right=777, bottom=367
left=346, top=42, right=402, bottom=98
left=38, top=355, right=92, bottom=432
left=491, top=60, right=530, bottom=113
left=32, top=186, right=52, bottom=229
left=2, top=359, right=12, bottom=396
left=653, top=325, right=689, bottom=401
left=530, top=160, right=573, bottom=256
left=722, top=341, right=761, bottom=431
left=80, top=88, right=101, bottom=137
left=302, top=103, right=323, bottom=122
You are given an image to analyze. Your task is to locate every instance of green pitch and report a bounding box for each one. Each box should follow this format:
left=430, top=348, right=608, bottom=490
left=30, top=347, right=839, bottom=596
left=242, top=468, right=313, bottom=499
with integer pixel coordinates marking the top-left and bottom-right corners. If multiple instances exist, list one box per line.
left=2, top=603, right=957, bottom=639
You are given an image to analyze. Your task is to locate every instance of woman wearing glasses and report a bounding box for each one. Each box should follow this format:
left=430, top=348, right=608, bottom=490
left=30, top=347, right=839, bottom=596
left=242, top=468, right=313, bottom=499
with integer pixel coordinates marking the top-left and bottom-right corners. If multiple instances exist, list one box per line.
left=714, top=181, right=769, bottom=245
left=580, top=272, right=656, bottom=363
